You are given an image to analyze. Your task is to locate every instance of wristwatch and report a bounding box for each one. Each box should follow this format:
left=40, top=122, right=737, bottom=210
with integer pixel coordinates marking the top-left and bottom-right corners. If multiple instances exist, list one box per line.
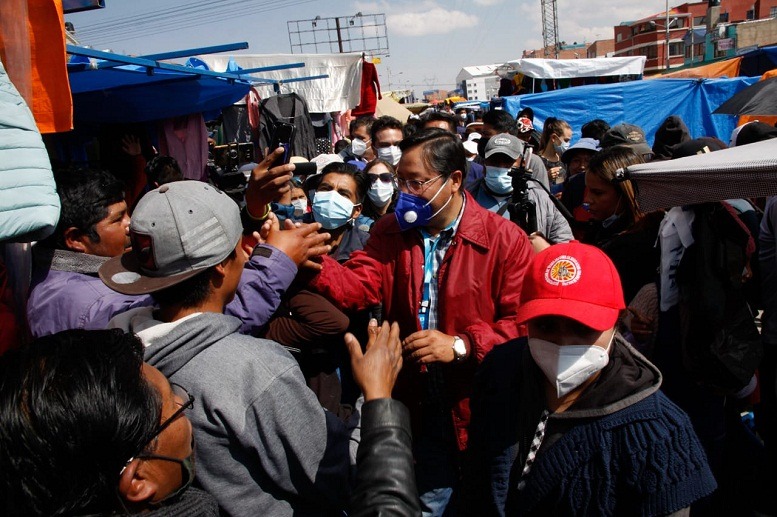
left=452, top=336, right=468, bottom=362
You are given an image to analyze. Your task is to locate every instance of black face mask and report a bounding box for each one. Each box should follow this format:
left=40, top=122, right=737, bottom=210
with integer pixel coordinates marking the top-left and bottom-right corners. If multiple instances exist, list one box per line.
left=141, top=440, right=196, bottom=506
left=477, top=136, right=490, bottom=159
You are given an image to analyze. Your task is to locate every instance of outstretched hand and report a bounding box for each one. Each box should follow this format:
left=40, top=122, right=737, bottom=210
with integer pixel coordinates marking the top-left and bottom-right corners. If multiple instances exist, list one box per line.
left=346, top=319, right=403, bottom=401
left=265, top=216, right=330, bottom=270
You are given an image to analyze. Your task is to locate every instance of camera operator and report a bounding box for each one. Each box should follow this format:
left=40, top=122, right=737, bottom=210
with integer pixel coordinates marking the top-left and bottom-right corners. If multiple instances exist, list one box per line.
left=467, top=133, right=573, bottom=248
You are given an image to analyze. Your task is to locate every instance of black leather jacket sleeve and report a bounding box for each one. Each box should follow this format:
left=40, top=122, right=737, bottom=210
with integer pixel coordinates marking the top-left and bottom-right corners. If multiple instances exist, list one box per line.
left=350, top=399, right=421, bottom=516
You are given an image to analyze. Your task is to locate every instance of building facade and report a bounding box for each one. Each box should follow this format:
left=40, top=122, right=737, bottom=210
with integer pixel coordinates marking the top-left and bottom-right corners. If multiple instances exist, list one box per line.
left=455, top=64, right=502, bottom=101
left=614, top=0, right=777, bottom=74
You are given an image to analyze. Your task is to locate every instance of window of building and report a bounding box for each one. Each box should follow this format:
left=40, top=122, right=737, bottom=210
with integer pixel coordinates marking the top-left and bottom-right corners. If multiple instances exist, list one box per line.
left=693, top=15, right=706, bottom=26
left=645, top=46, right=658, bottom=59
left=719, top=12, right=729, bottom=22
left=669, top=42, right=684, bottom=56
left=746, top=9, right=755, bottom=20
left=616, top=33, right=623, bottom=43
left=771, top=6, right=777, bottom=17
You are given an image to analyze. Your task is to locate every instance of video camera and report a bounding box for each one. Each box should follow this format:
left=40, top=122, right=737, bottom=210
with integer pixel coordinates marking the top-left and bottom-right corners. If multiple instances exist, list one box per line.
left=506, top=143, right=538, bottom=234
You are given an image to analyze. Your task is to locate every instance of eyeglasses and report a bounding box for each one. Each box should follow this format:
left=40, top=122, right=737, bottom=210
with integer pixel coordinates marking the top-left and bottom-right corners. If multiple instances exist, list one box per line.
left=369, top=173, right=395, bottom=184
left=120, top=383, right=194, bottom=476
left=396, top=174, right=444, bottom=195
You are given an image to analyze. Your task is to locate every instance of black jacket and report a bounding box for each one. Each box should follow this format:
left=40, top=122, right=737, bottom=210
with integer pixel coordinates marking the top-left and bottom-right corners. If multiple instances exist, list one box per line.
left=350, top=399, right=421, bottom=516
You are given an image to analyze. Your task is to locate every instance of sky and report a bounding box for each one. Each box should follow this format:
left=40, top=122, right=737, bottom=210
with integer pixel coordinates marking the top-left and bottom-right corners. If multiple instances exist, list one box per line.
left=67, top=0, right=674, bottom=96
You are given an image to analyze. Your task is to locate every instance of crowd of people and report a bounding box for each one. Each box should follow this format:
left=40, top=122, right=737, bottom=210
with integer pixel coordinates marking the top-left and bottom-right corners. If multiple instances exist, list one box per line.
left=2, top=103, right=777, bottom=517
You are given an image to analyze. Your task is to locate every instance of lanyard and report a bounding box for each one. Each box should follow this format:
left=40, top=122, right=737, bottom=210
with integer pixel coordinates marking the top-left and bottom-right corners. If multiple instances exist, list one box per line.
left=418, top=232, right=441, bottom=330
left=418, top=222, right=456, bottom=330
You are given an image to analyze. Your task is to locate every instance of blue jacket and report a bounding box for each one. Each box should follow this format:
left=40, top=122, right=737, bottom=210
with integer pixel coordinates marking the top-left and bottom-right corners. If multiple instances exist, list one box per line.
left=0, top=58, right=60, bottom=242
left=27, top=244, right=297, bottom=337
left=465, top=337, right=716, bottom=516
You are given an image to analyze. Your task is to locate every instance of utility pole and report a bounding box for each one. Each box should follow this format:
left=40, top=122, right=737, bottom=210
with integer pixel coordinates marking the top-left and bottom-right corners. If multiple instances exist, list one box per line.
left=665, top=0, right=671, bottom=70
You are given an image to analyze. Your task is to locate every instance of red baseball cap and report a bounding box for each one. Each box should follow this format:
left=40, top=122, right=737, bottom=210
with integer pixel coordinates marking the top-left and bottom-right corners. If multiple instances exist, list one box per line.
left=516, top=241, right=625, bottom=331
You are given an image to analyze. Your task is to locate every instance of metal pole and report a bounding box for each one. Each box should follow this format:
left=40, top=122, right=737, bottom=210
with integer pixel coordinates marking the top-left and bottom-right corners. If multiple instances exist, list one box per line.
left=665, top=0, right=671, bottom=70
left=335, top=17, right=344, bottom=53
left=691, top=20, right=695, bottom=64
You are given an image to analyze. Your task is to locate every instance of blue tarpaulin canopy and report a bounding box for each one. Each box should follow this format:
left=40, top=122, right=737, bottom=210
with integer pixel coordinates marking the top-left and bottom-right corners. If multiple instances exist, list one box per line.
left=502, top=76, right=759, bottom=144
left=70, top=66, right=251, bottom=124
left=67, top=45, right=252, bottom=124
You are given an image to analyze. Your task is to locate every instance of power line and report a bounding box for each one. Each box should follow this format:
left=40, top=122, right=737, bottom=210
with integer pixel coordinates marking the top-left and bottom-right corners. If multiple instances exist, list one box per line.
left=76, top=0, right=283, bottom=39
left=77, top=0, right=319, bottom=47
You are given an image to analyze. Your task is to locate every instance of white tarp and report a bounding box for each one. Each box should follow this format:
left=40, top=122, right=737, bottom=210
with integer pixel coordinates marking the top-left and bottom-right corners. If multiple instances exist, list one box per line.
left=503, top=56, right=646, bottom=80
left=198, top=53, right=363, bottom=113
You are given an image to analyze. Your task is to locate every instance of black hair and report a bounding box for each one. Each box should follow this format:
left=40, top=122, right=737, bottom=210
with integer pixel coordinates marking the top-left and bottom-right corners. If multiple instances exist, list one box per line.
left=333, top=139, right=350, bottom=154
left=320, top=162, right=369, bottom=203
left=482, top=110, right=518, bottom=136
left=370, top=115, right=404, bottom=143
left=421, top=111, right=458, bottom=134
left=48, top=169, right=125, bottom=249
left=145, top=155, right=183, bottom=187
left=0, top=329, right=160, bottom=516
left=403, top=117, right=422, bottom=140
left=581, top=119, right=611, bottom=141
left=150, top=246, right=237, bottom=309
left=399, top=128, right=465, bottom=179
left=517, top=107, right=534, bottom=122
left=349, top=116, right=375, bottom=137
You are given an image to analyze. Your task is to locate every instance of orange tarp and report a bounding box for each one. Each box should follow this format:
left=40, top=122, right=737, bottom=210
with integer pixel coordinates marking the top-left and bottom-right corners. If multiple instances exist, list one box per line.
left=655, top=56, right=742, bottom=79
left=0, top=0, right=72, bottom=133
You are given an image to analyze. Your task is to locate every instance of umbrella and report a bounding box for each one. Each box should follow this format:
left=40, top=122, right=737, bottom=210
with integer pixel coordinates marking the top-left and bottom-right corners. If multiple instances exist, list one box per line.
left=616, top=138, right=777, bottom=212
left=713, top=76, right=777, bottom=116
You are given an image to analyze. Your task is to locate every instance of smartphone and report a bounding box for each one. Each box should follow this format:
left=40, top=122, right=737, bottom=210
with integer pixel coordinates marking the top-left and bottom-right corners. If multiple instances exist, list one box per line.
left=270, top=122, right=296, bottom=165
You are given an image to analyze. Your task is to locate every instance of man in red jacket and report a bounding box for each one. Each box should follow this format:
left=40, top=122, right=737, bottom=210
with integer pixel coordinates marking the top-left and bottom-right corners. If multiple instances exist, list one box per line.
left=308, top=128, right=532, bottom=515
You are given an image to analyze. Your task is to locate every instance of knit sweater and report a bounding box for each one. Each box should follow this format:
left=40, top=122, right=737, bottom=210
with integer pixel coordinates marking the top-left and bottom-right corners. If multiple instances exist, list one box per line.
left=465, top=336, right=717, bottom=516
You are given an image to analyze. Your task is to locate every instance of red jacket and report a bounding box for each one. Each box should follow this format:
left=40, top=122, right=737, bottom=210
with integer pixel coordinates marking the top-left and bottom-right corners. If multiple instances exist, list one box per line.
left=310, top=192, right=532, bottom=450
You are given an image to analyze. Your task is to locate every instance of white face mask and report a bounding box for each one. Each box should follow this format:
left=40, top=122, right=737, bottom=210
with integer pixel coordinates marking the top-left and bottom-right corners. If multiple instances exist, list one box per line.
left=291, top=198, right=308, bottom=216
left=377, top=146, right=402, bottom=166
left=528, top=331, right=614, bottom=398
left=368, top=180, right=394, bottom=206
left=351, top=138, right=368, bottom=157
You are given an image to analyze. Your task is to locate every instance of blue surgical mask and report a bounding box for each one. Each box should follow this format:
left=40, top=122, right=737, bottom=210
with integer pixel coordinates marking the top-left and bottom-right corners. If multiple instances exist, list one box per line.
left=394, top=178, right=452, bottom=231
left=291, top=198, right=308, bottom=216
left=484, top=166, right=513, bottom=195
left=312, top=190, right=358, bottom=229
left=554, top=140, right=570, bottom=155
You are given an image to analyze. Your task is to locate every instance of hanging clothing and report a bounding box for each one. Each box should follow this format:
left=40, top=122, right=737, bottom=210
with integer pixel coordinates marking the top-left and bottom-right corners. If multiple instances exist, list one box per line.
left=0, top=0, right=72, bottom=133
left=258, top=92, right=317, bottom=159
left=159, top=113, right=208, bottom=181
left=352, top=61, right=381, bottom=117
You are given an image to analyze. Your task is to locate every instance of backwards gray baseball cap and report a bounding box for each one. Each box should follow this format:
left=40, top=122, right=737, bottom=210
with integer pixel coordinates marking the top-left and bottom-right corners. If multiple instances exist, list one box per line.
left=484, top=133, right=524, bottom=160
left=100, top=181, right=242, bottom=295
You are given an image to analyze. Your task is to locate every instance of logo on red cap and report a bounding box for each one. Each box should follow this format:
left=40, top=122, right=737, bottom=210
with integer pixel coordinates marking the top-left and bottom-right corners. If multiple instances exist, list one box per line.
left=544, top=255, right=581, bottom=286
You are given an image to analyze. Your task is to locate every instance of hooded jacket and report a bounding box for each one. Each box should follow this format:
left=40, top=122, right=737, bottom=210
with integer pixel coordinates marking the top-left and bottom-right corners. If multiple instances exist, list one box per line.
left=109, top=308, right=358, bottom=517
left=465, top=335, right=716, bottom=516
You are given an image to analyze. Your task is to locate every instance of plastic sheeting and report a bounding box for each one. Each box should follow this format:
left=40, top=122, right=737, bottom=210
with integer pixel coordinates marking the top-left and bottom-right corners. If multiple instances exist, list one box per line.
left=503, top=57, right=646, bottom=79
left=502, top=76, right=759, bottom=145
left=657, top=57, right=742, bottom=79
left=70, top=66, right=250, bottom=124
left=199, top=53, right=363, bottom=113
left=620, top=138, right=777, bottom=212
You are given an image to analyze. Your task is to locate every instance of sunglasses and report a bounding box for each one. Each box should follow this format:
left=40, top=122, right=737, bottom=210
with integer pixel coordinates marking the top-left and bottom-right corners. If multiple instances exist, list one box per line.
left=369, top=173, right=395, bottom=184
